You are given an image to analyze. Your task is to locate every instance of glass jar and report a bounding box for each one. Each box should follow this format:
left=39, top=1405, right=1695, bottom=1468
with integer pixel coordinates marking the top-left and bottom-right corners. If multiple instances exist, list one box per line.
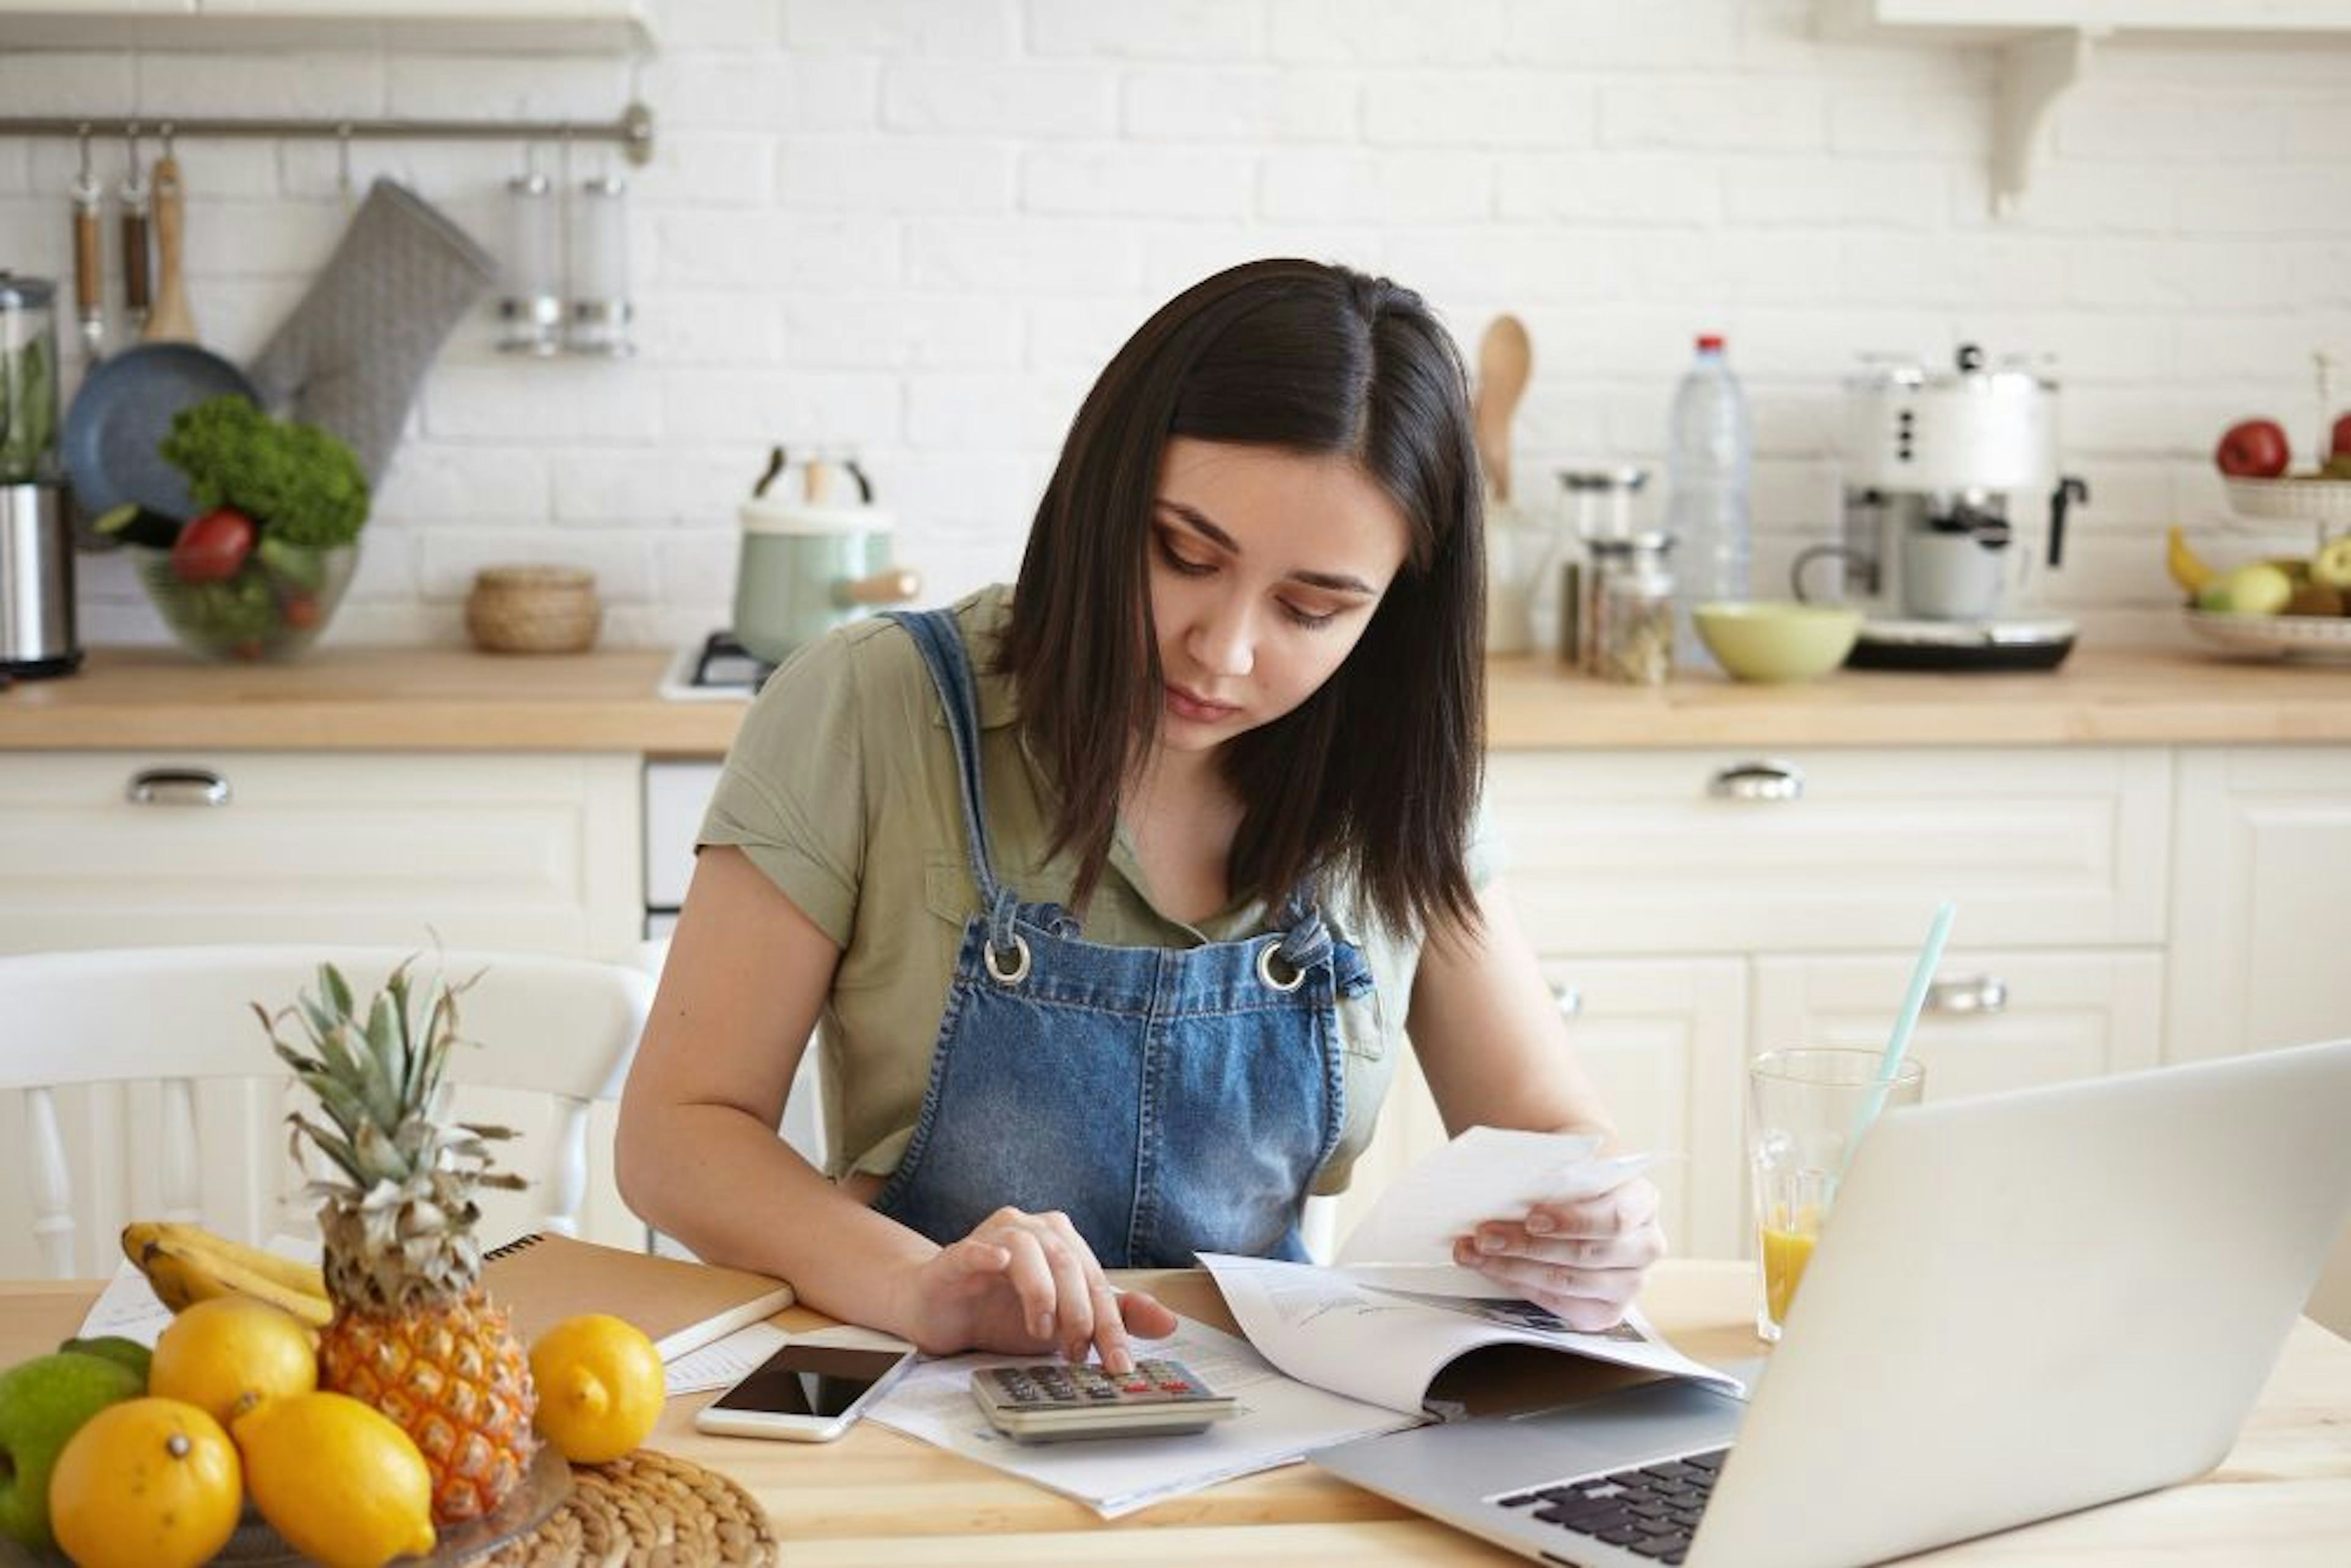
left=1590, top=533, right=1676, bottom=686
left=1558, top=465, right=1649, bottom=544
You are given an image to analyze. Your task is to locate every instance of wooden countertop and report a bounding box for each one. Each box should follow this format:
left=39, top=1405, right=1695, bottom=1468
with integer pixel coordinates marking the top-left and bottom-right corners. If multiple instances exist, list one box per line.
left=4, top=1262, right=2346, bottom=1564
left=6, top=642, right=2351, bottom=754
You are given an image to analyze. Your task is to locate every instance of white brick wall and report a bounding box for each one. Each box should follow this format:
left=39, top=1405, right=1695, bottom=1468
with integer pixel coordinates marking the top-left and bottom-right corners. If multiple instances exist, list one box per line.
left=4, top=0, right=2345, bottom=650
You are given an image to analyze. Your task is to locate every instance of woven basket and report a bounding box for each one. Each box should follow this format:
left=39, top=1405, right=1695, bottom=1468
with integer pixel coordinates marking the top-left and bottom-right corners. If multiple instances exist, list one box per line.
left=476, top=1449, right=780, bottom=1568
left=467, top=565, right=602, bottom=654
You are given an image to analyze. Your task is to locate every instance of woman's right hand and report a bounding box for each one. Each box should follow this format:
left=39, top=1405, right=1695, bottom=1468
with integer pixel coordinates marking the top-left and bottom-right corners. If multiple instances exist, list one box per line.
left=887, top=1206, right=1179, bottom=1375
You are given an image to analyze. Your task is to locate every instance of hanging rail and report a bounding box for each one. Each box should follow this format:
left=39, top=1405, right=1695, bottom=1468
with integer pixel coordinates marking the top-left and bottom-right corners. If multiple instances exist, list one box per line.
left=0, top=102, right=654, bottom=165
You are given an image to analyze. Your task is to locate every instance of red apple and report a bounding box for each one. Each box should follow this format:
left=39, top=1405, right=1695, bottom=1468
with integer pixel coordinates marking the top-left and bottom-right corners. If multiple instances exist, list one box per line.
left=2331, top=413, right=2351, bottom=459
left=2215, top=419, right=2290, bottom=479
left=168, top=507, right=257, bottom=584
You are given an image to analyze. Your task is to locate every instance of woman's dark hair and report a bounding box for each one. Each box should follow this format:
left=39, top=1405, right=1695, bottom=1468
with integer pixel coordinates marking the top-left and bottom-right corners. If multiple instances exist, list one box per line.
left=998, top=258, right=1486, bottom=941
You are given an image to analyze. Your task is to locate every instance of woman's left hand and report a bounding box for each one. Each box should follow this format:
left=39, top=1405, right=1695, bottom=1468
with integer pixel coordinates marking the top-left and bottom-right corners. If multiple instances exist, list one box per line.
left=1452, top=1172, right=1668, bottom=1332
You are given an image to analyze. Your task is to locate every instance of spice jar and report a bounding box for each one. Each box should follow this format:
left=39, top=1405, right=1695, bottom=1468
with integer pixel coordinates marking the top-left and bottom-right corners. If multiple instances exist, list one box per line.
left=1589, top=533, right=1676, bottom=686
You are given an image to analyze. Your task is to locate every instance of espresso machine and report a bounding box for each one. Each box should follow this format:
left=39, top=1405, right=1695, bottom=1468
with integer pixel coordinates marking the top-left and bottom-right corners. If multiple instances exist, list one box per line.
left=1794, top=345, right=2088, bottom=671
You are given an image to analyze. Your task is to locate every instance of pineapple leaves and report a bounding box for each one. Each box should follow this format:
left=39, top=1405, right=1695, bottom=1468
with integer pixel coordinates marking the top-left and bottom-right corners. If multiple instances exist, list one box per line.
left=253, top=953, right=529, bottom=1267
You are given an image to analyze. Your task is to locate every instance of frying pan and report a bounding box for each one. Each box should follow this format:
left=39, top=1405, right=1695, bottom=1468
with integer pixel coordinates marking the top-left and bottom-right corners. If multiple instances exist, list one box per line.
left=61, top=340, right=258, bottom=524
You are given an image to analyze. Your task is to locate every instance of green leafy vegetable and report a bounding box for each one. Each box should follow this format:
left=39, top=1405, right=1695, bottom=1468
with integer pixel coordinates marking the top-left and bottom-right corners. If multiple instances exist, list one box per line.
left=159, top=396, right=369, bottom=546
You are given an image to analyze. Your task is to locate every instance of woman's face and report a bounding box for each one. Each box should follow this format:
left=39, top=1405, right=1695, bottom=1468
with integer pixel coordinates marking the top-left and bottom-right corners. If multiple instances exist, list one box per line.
left=1146, top=437, right=1412, bottom=757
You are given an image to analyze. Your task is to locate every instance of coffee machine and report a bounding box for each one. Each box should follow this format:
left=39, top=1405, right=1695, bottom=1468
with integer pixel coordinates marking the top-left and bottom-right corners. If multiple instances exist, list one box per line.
left=1794, top=345, right=2088, bottom=671
left=0, top=272, right=80, bottom=679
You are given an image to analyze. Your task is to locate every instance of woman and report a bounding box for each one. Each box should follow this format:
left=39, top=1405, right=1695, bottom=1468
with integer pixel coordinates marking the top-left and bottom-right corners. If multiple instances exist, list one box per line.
left=617, top=259, right=1664, bottom=1377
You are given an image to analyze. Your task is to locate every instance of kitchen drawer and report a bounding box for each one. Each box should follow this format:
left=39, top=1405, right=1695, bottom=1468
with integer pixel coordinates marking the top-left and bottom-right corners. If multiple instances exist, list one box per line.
left=1752, top=950, right=2164, bottom=1105
left=1330, top=958, right=1748, bottom=1261
left=0, top=751, right=642, bottom=958
left=1488, top=747, right=2170, bottom=955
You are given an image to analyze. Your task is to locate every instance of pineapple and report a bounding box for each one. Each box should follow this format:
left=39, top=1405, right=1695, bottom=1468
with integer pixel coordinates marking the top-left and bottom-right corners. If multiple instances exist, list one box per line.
left=261, top=959, right=538, bottom=1526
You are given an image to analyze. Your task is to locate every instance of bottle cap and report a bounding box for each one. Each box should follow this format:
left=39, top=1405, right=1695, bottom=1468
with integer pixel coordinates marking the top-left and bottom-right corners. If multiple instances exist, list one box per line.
left=1696, top=334, right=1725, bottom=352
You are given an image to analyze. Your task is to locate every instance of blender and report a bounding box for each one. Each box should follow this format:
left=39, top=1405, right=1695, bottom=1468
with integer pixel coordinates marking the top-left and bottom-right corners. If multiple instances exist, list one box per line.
left=0, top=272, right=80, bottom=678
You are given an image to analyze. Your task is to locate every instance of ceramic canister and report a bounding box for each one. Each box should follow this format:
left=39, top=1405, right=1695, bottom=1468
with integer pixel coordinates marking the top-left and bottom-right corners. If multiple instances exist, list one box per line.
left=733, top=495, right=920, bottom=665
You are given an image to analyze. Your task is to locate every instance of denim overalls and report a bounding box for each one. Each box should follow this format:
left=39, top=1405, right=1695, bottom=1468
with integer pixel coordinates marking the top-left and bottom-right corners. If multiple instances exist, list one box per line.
left=872, top=609, right=1376, bottom=1266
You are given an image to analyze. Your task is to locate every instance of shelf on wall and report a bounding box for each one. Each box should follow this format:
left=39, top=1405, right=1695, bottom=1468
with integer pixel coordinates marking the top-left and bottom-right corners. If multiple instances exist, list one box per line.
left=0, top=1, right=656, bottom=57
left=1818, top=1, right=2351, bottom=216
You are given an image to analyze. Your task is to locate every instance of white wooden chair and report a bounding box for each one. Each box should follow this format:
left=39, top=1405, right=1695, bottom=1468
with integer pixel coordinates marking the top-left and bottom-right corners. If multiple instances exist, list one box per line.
left=0, top=945, right=654, bottom=1279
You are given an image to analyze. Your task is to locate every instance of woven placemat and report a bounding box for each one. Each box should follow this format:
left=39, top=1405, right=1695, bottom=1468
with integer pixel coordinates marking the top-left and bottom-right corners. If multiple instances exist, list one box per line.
left=476, top=1449, right=779, bottom=1568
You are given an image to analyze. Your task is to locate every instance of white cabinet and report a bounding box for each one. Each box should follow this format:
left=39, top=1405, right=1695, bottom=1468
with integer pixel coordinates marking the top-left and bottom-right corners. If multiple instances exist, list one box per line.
left=0, top=1, right=654, bottom=53
left=0, top=749, right=650, bottom=1275
left=1344, top=745, right=2177, bottom=1263
left=0, top=751, right=643, bottom=958
left=2167, top=748, right=2351, bottom=1064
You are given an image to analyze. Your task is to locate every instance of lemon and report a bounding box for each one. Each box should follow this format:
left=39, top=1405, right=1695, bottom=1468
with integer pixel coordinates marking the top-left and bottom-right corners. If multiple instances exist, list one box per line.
left=49, top=1397, right=241, bottom=1568
left=234, top=1391, right=437, bottom=1568
left=529, top=1313, right=665, bottom=1463
left=149, top=1294, right=317, bottom=1426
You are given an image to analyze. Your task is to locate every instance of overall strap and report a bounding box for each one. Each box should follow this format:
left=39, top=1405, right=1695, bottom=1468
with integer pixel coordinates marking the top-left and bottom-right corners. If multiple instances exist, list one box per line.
left=1269, top=882, right=1334, bottom=975
left=884, top=609, right=1008, bottom=913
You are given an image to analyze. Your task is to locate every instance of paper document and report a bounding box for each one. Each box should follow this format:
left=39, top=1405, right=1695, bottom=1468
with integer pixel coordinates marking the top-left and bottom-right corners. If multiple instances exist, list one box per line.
left=1335, top=1127, right=1655, bottom=1298
left=661, top=1321, right=789, bottom=1397
left=867, top=1315, right=1418, bottom=1518
left=1202, top=1252, right=1740, bottom=1418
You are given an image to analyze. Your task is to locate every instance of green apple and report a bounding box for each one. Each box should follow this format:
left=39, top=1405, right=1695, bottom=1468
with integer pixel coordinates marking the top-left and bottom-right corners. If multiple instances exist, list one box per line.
left=2207, top=561, right=2294, bottom=616
left=0, top=1351, right=143, bottom=1550
left=55, top=1335, right=150, bottom=1386
left=2311, top=535, right=2351, bottom=593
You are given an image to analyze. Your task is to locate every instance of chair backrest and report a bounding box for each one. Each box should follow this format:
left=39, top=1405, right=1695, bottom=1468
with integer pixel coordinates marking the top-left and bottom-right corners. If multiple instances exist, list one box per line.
left=0, top=944, right=654, bottom=1278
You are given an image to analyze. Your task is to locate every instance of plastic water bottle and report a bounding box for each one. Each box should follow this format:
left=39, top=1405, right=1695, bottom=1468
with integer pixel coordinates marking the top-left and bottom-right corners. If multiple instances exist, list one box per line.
left=1663, top=334, right=1752, bottom=670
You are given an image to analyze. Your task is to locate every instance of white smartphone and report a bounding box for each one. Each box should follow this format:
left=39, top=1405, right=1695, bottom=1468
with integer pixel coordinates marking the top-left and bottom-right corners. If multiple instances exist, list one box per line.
left=692, top=1340, right=919, bottom=1442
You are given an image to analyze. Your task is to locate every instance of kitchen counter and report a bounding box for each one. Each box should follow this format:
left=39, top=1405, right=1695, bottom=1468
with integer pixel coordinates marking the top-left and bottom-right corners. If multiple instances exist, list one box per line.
left=4, top=643, right=2351, bottom=754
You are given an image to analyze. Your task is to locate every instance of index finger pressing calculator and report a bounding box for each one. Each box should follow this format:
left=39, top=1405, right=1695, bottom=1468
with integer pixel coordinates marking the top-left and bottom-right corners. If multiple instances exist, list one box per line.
left=969, top=1358, right=1238, bottom=1443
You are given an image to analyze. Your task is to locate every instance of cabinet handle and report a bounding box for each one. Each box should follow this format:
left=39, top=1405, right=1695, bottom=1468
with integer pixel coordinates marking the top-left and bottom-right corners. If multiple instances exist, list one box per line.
left=1925, top=975, right=2007, bottom=1016
left=127, top=768, right=230, bottom=808
left=1550, top=983, right=1583, bottom=1019
left=1707, top=760, right=1805, bottom=803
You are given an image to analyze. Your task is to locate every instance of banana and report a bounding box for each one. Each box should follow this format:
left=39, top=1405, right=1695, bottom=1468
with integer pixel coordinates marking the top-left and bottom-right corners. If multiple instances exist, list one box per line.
left=154, top=1242, right=334, bottom=1327
left=2167, top=527, right=2218, bottom=597
left=148, top=1221, right=328, bottom=1302
left=121, top=1220, right=333, bottom=1327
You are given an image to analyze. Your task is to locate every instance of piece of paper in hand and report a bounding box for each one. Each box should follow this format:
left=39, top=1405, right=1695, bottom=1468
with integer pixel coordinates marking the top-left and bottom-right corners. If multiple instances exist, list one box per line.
left=1334, top=1127, right=1655, bottom=1299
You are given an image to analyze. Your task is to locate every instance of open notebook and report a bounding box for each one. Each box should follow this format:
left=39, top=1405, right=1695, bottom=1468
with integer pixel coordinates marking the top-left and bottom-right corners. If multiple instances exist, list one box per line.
left=482, top=1232, right=797, bottom=1360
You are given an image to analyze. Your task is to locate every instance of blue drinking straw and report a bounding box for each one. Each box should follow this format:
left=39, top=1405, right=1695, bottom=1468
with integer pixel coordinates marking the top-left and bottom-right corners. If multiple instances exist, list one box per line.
left=1842, top=901, right=1955, bottom=1171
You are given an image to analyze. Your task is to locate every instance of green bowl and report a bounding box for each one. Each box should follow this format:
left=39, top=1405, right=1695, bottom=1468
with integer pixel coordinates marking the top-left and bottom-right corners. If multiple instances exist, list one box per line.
left=1693, top=601, right=1861, bottom=683
left=132, top=540, right=359, bottom=663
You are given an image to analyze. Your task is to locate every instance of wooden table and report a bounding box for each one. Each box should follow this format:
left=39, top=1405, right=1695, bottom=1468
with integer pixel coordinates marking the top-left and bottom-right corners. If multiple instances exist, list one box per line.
left=6, top=1262, right=2347, bottom=1564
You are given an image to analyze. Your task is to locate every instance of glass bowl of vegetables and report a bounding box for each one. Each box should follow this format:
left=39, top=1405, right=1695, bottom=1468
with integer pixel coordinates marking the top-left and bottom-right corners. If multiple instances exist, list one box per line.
left=119, top=395, right=370, bottom=662
left=130, top=531, right=359, bottom=662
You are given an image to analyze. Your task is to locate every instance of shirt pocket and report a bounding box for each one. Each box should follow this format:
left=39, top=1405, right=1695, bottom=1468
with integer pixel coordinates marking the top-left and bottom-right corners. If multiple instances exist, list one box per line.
left=924, top=857, right=980, bottom=929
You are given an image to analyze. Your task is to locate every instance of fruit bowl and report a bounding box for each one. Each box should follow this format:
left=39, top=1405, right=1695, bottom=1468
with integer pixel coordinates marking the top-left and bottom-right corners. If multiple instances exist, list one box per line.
left=131, top=541, right=358, bottom=663
left=0, top=1441, right=570, bottom=1567
left=2183, top=607, right=2351, bottom=662
left=2221, top=475, right=2351, bottom=528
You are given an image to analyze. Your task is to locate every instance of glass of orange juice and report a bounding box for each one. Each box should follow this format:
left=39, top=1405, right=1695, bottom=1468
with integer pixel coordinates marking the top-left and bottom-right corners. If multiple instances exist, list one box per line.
left=1747, top=1048, right=1925, bottom=1343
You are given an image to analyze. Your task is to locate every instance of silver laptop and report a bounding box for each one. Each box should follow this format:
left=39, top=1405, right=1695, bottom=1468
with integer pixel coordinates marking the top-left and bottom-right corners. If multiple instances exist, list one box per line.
left=1313, top=1038, right=2351, bottom=1568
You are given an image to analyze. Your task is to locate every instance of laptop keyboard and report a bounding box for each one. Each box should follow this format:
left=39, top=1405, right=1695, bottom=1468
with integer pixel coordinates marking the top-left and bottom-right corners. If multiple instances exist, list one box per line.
left=1493, top=1448, right=1727, bottom=1564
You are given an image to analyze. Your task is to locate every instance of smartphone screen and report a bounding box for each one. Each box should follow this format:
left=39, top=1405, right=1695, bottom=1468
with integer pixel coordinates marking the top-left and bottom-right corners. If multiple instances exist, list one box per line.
left=708, top=1344, right=910, bottom=1420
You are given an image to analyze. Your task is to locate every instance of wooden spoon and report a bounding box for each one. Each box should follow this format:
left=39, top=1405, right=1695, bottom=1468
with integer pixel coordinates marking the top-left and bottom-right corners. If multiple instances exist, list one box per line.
left=1474, top=314, right=1532, bottom=502
left=142, top=154, right=197, bottom=343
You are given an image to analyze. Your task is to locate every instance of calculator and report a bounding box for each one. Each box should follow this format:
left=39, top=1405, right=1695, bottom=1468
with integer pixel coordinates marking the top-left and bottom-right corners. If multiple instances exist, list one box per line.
left=968, top=1358, right=1238, bottom=1443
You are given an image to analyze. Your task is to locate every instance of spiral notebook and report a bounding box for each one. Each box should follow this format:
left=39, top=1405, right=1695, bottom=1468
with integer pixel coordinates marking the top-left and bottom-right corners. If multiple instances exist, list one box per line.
left=482, top=1232, right=797, bottom=1362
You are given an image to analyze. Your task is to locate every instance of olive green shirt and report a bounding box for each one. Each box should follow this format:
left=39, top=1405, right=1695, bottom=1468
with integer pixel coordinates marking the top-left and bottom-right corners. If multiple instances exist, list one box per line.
left=700, top=585, right=1489, bottom=1196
